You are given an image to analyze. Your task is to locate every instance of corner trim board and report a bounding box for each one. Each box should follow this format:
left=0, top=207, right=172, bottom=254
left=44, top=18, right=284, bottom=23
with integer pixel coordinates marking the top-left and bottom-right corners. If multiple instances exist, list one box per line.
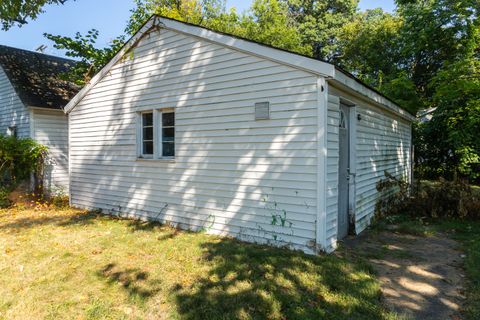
left=316, top=76, right=329, bottom=252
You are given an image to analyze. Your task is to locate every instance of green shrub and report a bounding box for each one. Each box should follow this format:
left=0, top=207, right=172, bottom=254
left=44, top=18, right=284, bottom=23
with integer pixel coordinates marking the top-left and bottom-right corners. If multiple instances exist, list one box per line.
left=0, top=135, right=48, bottom=191
left=51, top=194, right=69, bottom=208
left=0, top=187, right=11, bottom=208
left=376, top=172, right=480, bottom=220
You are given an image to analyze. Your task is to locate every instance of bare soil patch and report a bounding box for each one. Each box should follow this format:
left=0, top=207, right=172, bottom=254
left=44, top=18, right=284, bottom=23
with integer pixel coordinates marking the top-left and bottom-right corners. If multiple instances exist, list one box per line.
left=342, top=230, right=466, bottom=320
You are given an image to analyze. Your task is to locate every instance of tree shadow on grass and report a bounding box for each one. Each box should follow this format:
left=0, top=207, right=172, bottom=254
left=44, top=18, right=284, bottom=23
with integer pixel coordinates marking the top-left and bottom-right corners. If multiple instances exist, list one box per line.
left=0, top=210, right=101, bottom=231
left=97, top=263, right=162, bottom=305
left=126, top=218, right=183, bottom=241
left=171, top=238, right=390, bottom=320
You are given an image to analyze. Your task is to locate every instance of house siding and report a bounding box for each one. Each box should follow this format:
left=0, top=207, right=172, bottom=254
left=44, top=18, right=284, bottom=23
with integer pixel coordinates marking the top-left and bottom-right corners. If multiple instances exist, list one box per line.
left=69, top=28, right=320, bottom=252
left=0, top=66, right=29, bottom=137
left=329, top=85, right=412, bottom=236
left=325, top=94, right=340, bottom=251
left=354, top=100, right=412, bottom=232
left=31, top=109, right=69, bottom=194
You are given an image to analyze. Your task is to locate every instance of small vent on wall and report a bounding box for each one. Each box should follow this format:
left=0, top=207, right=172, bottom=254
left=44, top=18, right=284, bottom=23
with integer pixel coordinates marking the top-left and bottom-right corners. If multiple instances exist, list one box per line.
left=255, top=102, right=270, bottom=120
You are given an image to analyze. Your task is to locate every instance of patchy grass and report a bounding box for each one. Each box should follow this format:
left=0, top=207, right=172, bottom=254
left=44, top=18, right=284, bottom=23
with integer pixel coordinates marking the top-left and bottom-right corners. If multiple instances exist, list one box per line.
left=372, top=215, right=480, bottom=320
left=435, top=220, right=480, bottom=320
left=0, top=206, right=400, bottom=320
left=372, top=214, right=435, bottom=237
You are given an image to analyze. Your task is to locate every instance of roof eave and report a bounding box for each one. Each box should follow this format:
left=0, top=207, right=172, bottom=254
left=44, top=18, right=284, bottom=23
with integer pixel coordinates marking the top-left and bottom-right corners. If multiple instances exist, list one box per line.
left=330, top=68, right=416, bottom=122
left=64, top=15, right=413, bottom=121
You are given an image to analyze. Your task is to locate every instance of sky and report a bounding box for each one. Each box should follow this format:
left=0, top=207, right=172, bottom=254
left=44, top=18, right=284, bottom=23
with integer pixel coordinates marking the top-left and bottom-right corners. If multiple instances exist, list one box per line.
left=0, top=0, right=396, bottom=57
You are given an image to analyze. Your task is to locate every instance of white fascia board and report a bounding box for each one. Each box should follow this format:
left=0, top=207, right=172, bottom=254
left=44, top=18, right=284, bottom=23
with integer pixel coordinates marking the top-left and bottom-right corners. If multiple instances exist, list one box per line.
left=330, top=69, right=416, bottom=122
left=159, top=18, right=335, bottom=78
left=64, top=18, right=156, bottom=114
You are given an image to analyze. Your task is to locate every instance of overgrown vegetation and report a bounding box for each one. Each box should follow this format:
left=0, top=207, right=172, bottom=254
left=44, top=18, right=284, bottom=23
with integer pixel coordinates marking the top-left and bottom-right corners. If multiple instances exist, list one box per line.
left=376, top=172, right=480, bottom=221
left=0, top=135, right=48, bottom=207
left=0, top=206, right=401, bottom=319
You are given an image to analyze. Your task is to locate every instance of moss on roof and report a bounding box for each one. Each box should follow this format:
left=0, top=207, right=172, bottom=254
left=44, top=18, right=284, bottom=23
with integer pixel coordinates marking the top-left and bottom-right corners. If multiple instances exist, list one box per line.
left=0, top=45, right=80, bottom=110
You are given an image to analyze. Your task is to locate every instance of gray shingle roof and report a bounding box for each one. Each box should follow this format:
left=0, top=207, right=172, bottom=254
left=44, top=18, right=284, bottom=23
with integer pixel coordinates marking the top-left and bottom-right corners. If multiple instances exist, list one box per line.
left=0, top=44, right=80, bottom=110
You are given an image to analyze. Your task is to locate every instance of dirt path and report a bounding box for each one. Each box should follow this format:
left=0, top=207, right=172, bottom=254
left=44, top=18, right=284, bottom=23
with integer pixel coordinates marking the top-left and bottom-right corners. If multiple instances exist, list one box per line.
left=343, top=230, right=466, bottom=320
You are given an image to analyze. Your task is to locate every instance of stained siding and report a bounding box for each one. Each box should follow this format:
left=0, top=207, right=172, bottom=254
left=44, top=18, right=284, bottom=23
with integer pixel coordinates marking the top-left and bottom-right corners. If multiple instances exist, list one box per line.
left=0, top=66, right=29, bottom=137
left=69, top=28, right=320, bottom=252
left=354, top=102, right=411, bottom=232
left=32, top=109, right=69, bottom=194
left=329, top=85, right=412, bottom=236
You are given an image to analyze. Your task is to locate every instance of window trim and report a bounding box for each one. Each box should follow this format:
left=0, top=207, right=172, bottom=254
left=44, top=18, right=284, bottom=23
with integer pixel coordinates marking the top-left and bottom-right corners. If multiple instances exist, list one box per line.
left=137, top=108, right=175, bottom=160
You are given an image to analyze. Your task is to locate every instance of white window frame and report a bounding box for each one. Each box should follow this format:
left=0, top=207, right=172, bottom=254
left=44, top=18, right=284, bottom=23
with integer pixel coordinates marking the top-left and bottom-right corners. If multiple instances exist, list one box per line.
left=136, top=108, right=175, bottom=160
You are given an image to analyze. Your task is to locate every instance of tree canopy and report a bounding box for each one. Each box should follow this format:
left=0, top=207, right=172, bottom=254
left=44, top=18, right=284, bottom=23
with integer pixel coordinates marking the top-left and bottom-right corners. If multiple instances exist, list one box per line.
left=0, top=0, right=70, bottom=30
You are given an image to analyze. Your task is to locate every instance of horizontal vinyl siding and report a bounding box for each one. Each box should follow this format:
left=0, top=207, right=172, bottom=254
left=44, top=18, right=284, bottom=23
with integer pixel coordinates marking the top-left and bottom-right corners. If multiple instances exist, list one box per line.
left=69, top=28, right=319, bottom=253
left=325, top=94, right=340, bottom=251
left=329, top=85, right=412, bottom=238
left=354, top=104, right=411, bottom=232
left=0, top=67, right=29, bottom=137
left=32, top=109, right=69, bottom=194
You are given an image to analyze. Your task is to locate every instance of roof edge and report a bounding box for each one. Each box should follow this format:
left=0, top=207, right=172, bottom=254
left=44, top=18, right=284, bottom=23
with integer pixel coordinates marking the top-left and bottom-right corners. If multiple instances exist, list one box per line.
left=65, top=15, right=336, bottom=114
left=331, top=69, right=416, bottom=122
left=65, top=15, right=413, bottom=121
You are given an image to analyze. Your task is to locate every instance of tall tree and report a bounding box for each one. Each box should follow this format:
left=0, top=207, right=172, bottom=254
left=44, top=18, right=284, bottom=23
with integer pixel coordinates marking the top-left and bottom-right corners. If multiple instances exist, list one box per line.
left=415, top=18, right=480, bottom=181
left=0, top=0, right=70, bottom=30
left=282, top=0, right=358, bottom=60
left=395, top=0, right=479, bottom=98
left=240, top=0, right=309, bottom=55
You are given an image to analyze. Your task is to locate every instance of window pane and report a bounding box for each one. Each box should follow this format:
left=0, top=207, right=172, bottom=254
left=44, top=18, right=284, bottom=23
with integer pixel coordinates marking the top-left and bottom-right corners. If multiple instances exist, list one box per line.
left=162, top=127, right=174, bottom=141
left=143, top=127, right=153, bottom=140
left=142, top=113, right=153, bottom=126
left=143, top=141, right=154, bottom=155
left=162, top=142, right=175, bottom=157
left=163, top=112, right=174, bottom=127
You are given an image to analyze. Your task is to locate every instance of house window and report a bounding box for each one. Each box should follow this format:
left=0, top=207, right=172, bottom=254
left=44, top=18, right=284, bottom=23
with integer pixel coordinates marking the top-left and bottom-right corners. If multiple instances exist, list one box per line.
left=138, top=109, right=175, bottom=159
left=141, top=112, right=154, bottom=156
left=161, top=112, right=175, bottom=157
left=7, top=126, right=17, bottom=138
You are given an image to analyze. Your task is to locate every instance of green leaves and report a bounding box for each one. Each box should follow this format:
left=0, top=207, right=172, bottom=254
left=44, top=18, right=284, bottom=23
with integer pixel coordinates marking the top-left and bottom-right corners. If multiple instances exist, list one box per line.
left=283, top=0, right=358, bottom=60
left=43, top=30, right=125, bottom=85
left=0, top=135, right=48, bottom=186
left=0, top=0, right=70, bottom=30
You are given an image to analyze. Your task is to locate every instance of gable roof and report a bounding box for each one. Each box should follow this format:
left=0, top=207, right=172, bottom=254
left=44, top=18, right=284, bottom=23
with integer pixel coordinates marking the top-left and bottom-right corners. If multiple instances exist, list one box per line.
left=0, top=44, right=80, bottom=110
left=64, top=15, right=415, bottom=121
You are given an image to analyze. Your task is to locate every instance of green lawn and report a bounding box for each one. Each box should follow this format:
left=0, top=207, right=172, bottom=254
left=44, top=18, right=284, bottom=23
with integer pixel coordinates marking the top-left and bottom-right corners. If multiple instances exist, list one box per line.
left=0, top=206, right=400, bottom=320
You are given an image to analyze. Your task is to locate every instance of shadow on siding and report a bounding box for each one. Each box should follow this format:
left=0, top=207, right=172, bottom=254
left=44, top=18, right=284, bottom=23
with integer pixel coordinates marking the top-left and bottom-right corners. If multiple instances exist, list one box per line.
left=69, top=28, right=318, bottom=251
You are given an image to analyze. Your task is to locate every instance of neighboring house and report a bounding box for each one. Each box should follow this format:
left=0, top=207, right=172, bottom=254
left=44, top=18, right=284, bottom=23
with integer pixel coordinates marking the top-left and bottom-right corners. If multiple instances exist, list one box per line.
left=64, top=16, right=415, bottom=253
left=0, top=45, right=79, bottom=194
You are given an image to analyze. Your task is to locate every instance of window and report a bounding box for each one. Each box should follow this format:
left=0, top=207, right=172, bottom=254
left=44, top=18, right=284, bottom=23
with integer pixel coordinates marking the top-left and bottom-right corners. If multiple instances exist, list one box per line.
left=141, top=112, right=154, bottom=156
left=7, top=126, right=17, bottom=138
left=161, top=112, right=175, bottom=157
left=138, top=109, right=175, bottom=159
